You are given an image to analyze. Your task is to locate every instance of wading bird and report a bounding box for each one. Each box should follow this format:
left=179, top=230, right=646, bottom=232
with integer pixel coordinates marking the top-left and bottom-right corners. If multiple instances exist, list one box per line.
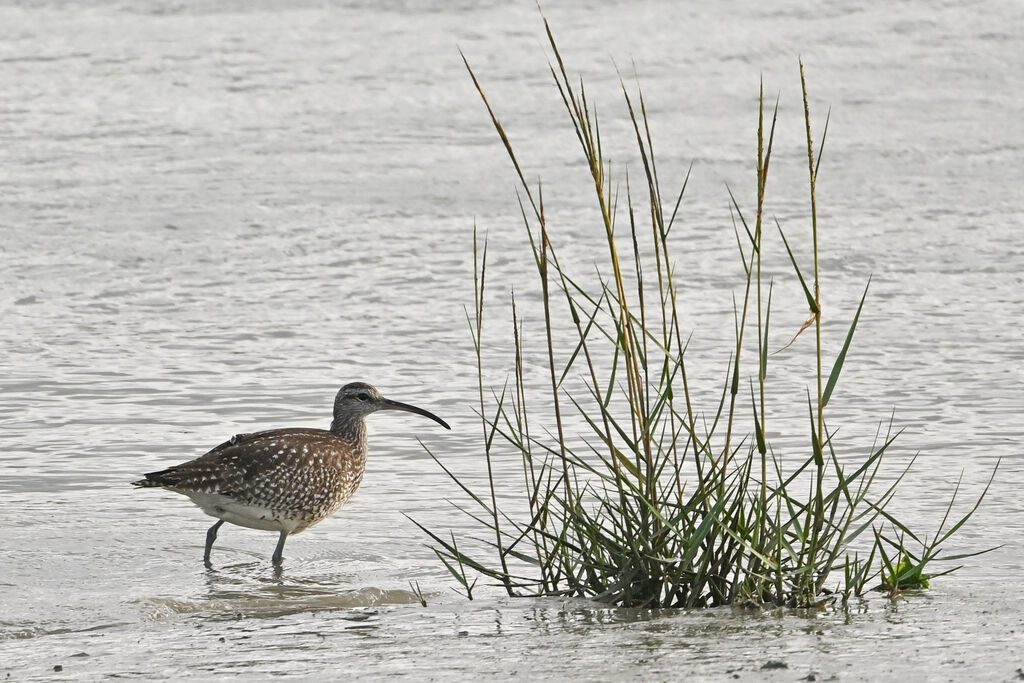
left=132, top=382, right=450, bottom=566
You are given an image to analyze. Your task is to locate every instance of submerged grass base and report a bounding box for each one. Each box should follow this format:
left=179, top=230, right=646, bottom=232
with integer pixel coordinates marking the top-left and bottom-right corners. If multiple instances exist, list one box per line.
left=415, top=20, right=998, bottom=609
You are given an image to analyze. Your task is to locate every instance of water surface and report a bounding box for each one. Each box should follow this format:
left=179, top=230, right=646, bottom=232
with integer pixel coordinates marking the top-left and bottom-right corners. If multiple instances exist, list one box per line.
left=1, top=1, right=1022, bottom=679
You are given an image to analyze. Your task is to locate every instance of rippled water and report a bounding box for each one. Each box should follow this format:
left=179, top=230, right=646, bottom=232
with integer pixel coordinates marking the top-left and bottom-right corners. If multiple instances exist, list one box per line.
left=2, top=1, right=1022, bottom=680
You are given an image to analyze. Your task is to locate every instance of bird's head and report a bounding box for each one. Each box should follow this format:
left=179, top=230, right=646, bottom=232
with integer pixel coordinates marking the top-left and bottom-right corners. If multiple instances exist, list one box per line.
left=333, top=382, right=451, bottom=430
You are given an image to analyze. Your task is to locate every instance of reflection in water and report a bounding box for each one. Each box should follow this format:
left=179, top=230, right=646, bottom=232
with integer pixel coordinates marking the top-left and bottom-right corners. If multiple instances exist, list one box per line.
left=142, top=562, right=428, bottom=622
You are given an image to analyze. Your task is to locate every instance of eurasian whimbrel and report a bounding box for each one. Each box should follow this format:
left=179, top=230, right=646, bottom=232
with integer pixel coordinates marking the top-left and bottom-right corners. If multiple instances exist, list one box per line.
left=132, top=382, right=450, bottom=566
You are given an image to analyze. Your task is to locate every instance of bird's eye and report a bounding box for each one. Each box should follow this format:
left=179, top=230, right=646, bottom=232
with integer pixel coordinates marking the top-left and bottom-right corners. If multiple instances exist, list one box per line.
left=356, top=392, right=370, bottom=402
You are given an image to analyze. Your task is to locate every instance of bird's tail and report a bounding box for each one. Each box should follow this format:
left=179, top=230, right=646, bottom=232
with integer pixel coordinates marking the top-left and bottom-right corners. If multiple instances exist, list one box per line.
left=131, top=467, right=181, bottom=488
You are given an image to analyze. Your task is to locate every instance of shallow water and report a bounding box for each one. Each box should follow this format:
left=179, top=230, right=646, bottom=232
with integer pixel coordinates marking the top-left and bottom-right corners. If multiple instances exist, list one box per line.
left=2, top=1, right=1023, bottom=680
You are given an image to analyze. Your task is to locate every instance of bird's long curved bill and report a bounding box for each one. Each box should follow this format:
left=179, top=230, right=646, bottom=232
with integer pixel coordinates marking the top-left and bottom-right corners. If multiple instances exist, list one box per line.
left=382, top=398, right=451, bottom=430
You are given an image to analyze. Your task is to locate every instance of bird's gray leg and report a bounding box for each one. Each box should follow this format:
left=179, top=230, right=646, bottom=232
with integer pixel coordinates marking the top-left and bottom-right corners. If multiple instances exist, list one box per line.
left=272, top=530, right=288, bottom=565
left=204, top=520, right=224, bottom=567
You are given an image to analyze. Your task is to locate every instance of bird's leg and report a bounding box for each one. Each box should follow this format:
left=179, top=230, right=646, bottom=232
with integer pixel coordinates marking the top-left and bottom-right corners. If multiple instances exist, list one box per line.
left=272, top=530, right=288, bottom=565
left=204, top=520, right=224, bottom=567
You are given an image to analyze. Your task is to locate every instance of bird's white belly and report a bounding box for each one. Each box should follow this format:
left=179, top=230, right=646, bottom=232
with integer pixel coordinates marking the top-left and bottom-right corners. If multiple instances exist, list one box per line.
left=186, top=492, right=304, bottom=533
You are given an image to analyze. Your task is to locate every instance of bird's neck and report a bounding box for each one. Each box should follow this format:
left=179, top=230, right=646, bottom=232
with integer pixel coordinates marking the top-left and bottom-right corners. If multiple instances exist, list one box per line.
left=330, top=415, right=367, bottom=453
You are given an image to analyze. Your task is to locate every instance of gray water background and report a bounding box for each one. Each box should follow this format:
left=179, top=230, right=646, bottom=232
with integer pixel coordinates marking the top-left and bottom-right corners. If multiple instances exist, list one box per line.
left=1, top=1, right=1022, bottom=680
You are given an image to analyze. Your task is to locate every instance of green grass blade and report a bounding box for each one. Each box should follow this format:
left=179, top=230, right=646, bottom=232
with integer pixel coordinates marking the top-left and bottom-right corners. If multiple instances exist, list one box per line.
left=822, top=277, right=871, bottom=409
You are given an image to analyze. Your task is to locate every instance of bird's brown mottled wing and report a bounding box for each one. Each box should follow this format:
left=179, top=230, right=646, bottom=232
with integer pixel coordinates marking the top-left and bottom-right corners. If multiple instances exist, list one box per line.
left=134, top=427, right=366, bottom=523
left=135, top=428, right=335, bottom=494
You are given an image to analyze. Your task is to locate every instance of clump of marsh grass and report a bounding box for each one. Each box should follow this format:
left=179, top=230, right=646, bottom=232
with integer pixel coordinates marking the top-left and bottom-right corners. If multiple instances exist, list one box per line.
left=415, top=22, right=998, bottom=608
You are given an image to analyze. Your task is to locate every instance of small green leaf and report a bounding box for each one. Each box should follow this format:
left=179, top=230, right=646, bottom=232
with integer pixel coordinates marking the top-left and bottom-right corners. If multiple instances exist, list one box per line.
left=822, top=277, right=871, bottom=409
left=776, top=219, right=818, bottom=315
